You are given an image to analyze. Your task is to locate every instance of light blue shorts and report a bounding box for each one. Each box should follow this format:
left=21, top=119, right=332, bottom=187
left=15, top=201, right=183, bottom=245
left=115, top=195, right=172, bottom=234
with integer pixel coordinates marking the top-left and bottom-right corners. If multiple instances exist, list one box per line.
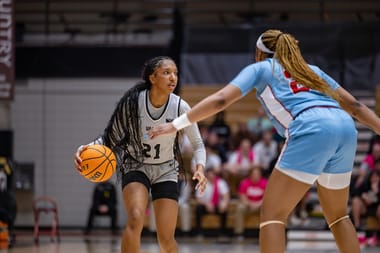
left=277, top=107, right=357, bottom=188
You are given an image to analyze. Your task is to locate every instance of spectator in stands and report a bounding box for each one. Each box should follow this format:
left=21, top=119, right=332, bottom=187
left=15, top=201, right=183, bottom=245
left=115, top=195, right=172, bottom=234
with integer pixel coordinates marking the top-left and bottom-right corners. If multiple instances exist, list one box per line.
left=0, top=157, right=13, bottom=191
left=351, top=170, right=380, bottom=246
left=230, top=121, right=255, bottom=150
left=234, top=166, right=267, bottom=237
left=351, top=171, right=380, bottom=230
left=0, top=157, right=16, bottom=246
left=224, top=137, right=255, bottom=176
left=247, top=108, right=273, bottom=143
left=374, top=158, right=380, bottom=173
left=352, top=141, right=380, bottom=193
left=361, top=141, right=380, bottom=173
left=0, top=166, right=16, bottom=247
left=197, top=123, right=210, bottom=142
left=208, top=111, right=232, bottom=152
left=223, top=137, right=255, bottom=197
left=206, top=129, right=229, bottom=164
left=367, top=134, right=380, bottom=154
left=85, top=181, right=118, bottom=234
left=202, top=142, right=223, bottom=175
left=253, top=129, right=278, bottom=177
left=194, top=167, right=230, bottom=239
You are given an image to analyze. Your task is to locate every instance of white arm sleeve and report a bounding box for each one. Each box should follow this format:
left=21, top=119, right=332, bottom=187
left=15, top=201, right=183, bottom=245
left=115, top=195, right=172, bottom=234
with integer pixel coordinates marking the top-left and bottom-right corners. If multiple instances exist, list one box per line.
left=180, top=99, right=206, bottom=167
left=88, top=136, right=104, bottom=145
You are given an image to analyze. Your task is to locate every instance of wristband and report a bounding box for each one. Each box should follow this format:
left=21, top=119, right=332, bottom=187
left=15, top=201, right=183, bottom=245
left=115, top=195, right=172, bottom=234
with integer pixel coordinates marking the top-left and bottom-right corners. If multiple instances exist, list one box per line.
left=172, top=113, right=192, bottom=130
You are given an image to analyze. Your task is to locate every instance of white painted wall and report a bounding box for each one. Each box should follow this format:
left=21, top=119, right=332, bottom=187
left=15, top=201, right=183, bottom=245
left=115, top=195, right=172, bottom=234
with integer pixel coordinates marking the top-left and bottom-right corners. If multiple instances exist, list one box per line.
left=11, top=78, right=138, bottom=227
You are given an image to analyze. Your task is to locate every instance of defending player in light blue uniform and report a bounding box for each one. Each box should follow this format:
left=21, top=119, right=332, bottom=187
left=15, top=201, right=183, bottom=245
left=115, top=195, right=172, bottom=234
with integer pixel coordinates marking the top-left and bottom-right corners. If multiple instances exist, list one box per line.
left=149, top=29, right=380, bottom=253
left=230, top=57, right=358, bottom=180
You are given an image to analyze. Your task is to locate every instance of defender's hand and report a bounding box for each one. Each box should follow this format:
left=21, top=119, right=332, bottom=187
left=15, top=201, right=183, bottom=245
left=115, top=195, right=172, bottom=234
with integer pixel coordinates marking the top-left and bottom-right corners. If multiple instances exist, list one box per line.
left=148, top=123, right=177, bottom=139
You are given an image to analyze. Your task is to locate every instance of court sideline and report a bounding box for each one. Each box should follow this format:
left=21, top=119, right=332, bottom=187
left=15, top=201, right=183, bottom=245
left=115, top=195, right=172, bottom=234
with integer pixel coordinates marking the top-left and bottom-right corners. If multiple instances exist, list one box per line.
left=2, top=230, right=379, bottom=253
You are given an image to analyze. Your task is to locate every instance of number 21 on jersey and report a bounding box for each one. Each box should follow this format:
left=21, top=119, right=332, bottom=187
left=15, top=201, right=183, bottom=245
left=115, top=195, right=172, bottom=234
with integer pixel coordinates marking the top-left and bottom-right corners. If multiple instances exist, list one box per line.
left=143, top=143, right=160, bottom=159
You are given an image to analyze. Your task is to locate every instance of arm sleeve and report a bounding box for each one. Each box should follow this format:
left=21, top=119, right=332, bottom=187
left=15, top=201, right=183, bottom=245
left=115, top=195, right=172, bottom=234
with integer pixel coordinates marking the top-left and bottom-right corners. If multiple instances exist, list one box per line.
left=87, top=136, right=104, bottom=146
left=179, top=100, right=206, bottom=167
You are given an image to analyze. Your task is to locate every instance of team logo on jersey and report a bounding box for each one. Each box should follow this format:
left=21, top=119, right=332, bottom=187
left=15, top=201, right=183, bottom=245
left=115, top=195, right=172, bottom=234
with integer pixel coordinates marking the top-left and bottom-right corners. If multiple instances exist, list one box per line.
left=144, top=126, right=152, bottom=141
left=166, top=118, right=173, bottom=122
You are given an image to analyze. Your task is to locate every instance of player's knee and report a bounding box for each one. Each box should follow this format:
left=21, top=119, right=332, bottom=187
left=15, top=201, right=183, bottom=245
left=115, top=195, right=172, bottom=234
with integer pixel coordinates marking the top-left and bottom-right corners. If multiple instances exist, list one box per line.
left=127, top=208, right=146, bottom=229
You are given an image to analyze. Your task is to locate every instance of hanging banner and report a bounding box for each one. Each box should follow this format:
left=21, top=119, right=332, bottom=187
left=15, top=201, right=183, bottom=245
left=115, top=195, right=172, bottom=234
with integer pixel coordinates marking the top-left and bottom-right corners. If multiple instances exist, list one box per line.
left=0, top=0, right=14, bottom=100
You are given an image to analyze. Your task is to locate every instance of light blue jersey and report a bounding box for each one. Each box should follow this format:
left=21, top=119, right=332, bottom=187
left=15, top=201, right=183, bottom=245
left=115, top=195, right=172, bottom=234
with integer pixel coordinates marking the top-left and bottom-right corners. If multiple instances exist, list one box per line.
left=230, top=58, right=357, bottom=179
left=230, top=58, right=340, bottom=138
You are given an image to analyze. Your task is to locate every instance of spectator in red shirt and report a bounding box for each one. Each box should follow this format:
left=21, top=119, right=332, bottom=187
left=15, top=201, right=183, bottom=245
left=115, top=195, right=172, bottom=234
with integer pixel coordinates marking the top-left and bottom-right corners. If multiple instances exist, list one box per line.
left=234, top=166, right=267, bottom=236
left=352, top=142, right=380, bottom=194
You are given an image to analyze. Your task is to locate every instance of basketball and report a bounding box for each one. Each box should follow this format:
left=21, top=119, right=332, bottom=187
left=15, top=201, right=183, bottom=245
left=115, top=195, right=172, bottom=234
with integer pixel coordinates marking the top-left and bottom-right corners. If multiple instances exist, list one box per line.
left=79, top=144, right=117, bottom=182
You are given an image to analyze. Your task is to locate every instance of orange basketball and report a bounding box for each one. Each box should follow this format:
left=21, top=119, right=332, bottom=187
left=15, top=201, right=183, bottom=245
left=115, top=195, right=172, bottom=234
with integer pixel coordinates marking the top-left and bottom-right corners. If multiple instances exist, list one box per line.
left=79, top=144, right=117, bottom=182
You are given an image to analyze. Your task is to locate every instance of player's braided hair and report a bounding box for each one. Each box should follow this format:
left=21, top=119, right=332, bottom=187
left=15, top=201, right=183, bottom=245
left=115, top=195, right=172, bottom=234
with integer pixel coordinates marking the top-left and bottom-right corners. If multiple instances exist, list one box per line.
left=102, top=56, right=184, bottom=179
left=260, top=29, right=342, bottom=103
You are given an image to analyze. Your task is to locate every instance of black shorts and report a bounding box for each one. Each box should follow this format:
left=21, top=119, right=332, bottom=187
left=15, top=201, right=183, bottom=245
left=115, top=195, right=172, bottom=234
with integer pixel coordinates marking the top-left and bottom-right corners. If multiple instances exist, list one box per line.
left=121, top=170, right=179, bottom=201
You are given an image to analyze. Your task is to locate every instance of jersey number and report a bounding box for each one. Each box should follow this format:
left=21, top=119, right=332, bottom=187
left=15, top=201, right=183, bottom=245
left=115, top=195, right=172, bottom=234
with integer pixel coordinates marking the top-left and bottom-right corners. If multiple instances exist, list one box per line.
left=142, top=143, right=161, bottom=159
left=284, top=70, right=310, bottom=94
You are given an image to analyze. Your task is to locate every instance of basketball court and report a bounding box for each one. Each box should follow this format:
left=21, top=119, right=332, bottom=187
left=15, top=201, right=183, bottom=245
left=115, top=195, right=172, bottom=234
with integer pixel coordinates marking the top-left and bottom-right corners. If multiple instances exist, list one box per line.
left=3, top=229, right=379, bottom=253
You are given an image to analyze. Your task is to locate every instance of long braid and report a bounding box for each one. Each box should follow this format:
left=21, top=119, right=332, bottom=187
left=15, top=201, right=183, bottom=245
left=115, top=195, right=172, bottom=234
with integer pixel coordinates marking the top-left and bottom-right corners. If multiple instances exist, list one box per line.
left=261, top=29, right=342, bottom=103
left=102, top=81, right=147, bottom=160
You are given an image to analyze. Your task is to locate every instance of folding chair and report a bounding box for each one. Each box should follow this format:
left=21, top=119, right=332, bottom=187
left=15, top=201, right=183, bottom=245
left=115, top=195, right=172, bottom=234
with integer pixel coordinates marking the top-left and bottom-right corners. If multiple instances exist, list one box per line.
left=33, top=196, right=60, bottom=243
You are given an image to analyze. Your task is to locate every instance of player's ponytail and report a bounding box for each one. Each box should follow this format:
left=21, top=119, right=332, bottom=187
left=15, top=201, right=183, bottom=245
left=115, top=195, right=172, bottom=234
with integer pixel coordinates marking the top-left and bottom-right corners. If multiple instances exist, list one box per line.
left=260, top=29, right=341, bottom=103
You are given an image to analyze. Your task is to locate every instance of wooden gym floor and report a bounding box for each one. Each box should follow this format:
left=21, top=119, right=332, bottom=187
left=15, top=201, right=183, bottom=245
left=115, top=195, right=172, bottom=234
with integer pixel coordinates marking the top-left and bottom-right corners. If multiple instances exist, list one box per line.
left=2, top=229, right=379, bottom=253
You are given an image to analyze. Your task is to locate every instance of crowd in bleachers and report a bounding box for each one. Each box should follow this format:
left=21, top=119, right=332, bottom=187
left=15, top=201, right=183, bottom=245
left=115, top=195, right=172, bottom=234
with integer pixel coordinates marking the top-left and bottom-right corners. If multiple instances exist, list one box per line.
left=172, top=110, right=380, bottom=245
left=350, top=134, right=380, bottom=246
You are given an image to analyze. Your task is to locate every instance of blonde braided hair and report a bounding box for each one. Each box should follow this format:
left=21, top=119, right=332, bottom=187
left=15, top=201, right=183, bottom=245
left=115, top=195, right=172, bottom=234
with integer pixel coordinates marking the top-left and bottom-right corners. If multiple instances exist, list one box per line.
left=260, top=29, right=341, bottom=103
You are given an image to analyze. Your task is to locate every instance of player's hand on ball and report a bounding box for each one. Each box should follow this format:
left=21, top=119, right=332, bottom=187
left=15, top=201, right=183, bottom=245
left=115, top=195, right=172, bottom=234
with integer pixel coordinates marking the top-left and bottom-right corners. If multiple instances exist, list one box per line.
left=74, top=144, right=89, bottom=172
left=148, top=123, right=177, bottom=139
left=76, top=144, right=117, bottom=182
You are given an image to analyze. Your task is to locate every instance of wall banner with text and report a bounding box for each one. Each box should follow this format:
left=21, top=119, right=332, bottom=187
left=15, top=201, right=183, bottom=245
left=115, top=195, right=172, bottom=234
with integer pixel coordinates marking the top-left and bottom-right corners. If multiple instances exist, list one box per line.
left=0, top=0, right=14, bottom=100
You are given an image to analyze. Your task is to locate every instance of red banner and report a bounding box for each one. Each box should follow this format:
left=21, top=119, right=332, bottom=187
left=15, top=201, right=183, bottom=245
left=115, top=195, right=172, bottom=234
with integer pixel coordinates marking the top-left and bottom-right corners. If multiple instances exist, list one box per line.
left=0, top=0, right=14, bottom=100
